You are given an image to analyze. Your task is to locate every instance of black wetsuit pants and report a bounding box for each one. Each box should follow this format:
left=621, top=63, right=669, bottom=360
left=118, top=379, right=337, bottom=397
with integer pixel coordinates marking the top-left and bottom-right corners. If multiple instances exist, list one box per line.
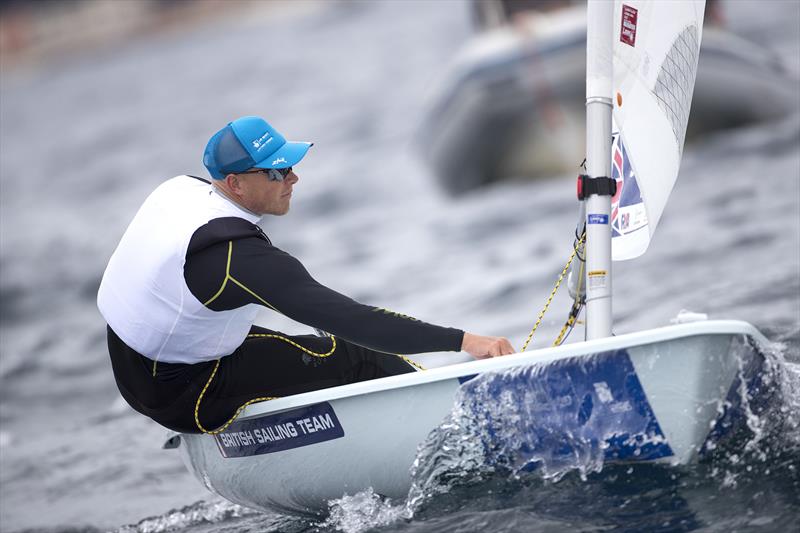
left=107, top=325, right=416, bottom=433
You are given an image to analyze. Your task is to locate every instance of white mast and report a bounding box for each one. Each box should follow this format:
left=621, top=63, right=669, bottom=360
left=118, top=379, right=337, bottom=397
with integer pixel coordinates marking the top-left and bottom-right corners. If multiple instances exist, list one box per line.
left=584, top=0, right=614, bottom=339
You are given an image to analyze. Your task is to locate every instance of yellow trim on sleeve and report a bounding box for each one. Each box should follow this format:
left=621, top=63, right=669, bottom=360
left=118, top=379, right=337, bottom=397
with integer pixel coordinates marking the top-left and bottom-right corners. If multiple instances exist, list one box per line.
left=201, top=240, right=281, bottom=313
left=203, top=241, right=233, bottom=306
left=229, top=276, right=280, bottom=313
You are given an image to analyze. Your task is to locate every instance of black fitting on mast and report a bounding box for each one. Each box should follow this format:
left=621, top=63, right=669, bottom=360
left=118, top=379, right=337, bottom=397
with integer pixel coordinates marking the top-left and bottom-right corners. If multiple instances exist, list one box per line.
left=576, top=174, right=617, bottom=200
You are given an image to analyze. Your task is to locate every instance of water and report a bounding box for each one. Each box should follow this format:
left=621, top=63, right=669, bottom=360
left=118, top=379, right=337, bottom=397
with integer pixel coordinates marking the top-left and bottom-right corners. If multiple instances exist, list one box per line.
left=1, top=0, right=798, bottom=531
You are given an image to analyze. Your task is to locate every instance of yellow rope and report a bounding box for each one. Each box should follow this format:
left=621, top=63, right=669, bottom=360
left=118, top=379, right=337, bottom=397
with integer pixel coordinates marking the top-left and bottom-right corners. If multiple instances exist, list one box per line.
left=195, top=334, right=337, bottom=434
left=552, top=253, right=586, bottom=347
left=521, top=233, right=586, bottom=352
left=552, top=318, right=575, bottom=347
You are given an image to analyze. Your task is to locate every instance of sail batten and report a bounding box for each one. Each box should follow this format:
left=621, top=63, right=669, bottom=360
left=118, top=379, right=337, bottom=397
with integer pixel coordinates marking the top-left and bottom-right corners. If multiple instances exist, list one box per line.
left=653, top=24, right=700, bottom=152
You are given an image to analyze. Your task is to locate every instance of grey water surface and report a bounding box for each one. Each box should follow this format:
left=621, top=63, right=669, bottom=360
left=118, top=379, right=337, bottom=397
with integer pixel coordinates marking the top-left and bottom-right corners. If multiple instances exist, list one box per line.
left=1, top=1, right=798, bottom=532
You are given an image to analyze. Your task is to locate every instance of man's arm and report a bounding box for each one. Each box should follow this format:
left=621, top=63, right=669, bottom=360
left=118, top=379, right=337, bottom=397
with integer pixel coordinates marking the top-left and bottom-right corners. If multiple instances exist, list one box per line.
left=184, top=223, right=463, bottom=354
left=184, top=218, right=515, bottom=358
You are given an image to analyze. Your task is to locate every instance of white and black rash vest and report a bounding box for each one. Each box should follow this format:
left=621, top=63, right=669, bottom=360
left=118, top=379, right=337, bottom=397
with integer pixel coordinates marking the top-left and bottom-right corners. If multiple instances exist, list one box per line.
left=98, top=175, right=463, bottom=364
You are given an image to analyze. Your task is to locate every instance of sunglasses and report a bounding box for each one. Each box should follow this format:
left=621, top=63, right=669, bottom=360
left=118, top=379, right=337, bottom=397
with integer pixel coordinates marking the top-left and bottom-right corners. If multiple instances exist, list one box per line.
left=237, top=167, right=293, bottom=182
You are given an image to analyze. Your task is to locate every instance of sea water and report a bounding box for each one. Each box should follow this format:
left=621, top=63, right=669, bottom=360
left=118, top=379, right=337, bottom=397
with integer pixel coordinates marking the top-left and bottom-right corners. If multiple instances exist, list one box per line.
left=0, top=1, right=798, bottom=532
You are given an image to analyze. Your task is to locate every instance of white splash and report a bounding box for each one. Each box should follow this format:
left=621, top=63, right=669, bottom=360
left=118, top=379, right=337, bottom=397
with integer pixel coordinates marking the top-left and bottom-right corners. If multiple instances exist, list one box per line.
left=321, top=488, right=409, bottom=533
left=111, top=499, right=250, bottom=533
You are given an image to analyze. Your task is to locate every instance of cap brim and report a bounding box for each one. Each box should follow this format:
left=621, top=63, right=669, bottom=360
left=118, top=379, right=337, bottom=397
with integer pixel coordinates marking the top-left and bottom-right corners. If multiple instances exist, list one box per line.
left=253, top=141, right=313, bottom=169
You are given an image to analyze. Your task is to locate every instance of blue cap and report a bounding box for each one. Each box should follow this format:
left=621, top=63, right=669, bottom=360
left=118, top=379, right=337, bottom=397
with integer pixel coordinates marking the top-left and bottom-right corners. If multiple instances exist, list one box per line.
left=203, top=116, right=312, bottom=180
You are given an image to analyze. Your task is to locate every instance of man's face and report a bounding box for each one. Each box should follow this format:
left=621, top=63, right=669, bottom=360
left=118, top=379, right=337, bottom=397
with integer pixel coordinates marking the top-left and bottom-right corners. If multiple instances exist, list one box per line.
left=233, top=169, right=299, bottom=216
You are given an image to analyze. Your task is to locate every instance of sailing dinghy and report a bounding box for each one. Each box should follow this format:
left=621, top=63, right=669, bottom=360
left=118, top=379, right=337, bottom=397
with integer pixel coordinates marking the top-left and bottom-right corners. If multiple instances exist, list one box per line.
left=165, top=1, right=776, bottom=515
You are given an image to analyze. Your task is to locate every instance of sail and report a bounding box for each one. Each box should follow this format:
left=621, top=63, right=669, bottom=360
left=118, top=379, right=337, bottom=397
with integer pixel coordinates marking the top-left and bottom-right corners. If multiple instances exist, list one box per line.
left=610, top=0, right=705, bottom=260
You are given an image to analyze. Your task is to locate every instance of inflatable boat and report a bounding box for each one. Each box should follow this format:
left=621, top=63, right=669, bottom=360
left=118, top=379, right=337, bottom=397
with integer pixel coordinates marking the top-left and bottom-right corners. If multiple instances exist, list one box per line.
left=418, top=5, right=798, bottom=194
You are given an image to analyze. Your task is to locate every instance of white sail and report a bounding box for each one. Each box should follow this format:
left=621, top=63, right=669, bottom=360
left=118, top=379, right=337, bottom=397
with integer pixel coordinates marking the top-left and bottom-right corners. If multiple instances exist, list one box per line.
left=611, top=1, right=705, bottom=260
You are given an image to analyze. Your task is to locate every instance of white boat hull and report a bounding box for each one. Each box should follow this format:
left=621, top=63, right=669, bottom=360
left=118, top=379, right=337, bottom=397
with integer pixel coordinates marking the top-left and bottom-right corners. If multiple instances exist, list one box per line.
left=167, top=320, right=772, bottom=514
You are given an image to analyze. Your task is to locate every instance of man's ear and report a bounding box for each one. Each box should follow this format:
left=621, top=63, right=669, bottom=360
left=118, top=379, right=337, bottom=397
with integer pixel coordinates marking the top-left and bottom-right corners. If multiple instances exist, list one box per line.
left=224, top=173, right=241, bottom=194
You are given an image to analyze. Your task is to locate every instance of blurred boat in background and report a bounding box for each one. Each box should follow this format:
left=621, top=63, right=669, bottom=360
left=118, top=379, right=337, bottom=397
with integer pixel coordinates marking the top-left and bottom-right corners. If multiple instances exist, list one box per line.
left=419, top=0, right=799, bottom=195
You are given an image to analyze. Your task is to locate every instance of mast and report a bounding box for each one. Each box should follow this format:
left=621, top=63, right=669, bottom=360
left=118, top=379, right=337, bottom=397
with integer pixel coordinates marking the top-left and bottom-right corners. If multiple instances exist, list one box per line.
left=584, top=0, right=614, bottom=339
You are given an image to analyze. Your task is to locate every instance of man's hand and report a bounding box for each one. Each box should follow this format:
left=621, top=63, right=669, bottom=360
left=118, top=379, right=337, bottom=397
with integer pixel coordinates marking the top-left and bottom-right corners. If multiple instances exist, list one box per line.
left=461, top=332, right=516, bottom=359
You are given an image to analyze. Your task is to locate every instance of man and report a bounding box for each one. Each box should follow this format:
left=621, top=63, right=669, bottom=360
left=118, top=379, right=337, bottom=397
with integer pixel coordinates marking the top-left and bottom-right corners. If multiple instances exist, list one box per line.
left=97, top=116, right=515, bottom=434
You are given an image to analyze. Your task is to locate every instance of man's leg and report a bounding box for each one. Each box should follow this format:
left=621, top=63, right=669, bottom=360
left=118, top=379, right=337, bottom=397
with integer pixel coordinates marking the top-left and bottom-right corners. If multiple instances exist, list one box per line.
left=196, top=327, right=418, bottom=431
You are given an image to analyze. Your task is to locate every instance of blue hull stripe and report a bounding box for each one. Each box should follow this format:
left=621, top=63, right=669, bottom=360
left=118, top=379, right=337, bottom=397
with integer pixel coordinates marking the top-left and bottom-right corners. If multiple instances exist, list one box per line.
left=460, top=349, right=674, bottom=463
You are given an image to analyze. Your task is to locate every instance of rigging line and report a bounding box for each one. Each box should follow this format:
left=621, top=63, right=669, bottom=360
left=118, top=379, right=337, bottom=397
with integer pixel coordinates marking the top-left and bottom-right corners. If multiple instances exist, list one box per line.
left=553, top=234, right=586, bottom=347
left=553, top=246, right=587, bottom=346
left=521, top=231, right=586, bottom=352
